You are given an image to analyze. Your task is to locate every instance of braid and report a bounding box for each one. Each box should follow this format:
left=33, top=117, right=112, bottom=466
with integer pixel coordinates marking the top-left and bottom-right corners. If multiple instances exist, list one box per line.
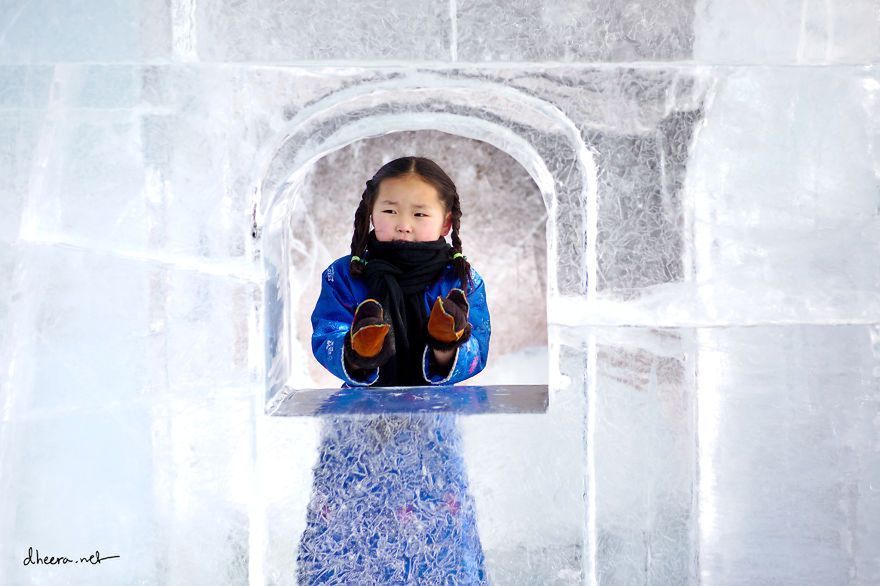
left=349, top=180, right=374, bottom=278
left=448, top=191, right=474, bottom=293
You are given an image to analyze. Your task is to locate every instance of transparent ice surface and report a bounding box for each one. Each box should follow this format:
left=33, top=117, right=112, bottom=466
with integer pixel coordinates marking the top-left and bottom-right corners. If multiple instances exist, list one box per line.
left=695, top=324, right=880, bottom=584
left=1, top=394, right=253, bottom=586
left=564, top=323, right=880, bottom=584
left=1, top=1, right=879, bottom=585
left=694, top=0, right=880, bottom=64
left=0, top=0, right=171, bottom=62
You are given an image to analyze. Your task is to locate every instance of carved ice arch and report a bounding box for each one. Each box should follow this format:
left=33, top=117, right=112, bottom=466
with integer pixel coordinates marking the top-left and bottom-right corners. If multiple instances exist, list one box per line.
left=253, top=73, right=598, bottom=404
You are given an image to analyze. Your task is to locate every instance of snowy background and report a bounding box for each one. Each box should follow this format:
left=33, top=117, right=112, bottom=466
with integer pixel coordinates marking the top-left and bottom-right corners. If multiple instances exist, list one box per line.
left=1, top=0, right=879, bottom=584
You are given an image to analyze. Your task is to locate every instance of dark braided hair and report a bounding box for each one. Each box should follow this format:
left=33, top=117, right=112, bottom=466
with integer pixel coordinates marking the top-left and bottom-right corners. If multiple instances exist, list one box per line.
left=349, top=156, right=474, bottom=293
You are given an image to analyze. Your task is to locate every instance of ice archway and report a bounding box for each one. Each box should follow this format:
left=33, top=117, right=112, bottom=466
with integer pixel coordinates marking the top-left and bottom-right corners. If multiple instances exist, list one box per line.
left=254, top=73, right=598, bottom=402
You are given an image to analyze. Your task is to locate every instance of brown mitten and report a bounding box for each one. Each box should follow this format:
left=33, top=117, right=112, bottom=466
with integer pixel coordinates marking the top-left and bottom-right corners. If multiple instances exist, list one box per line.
left=426, top=288, right=472, bottom=351
left=344, top=298, right=395, bottom=371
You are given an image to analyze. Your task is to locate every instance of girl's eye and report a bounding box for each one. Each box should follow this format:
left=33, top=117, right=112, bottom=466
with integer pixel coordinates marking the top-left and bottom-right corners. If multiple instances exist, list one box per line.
left=382, top=209, right=395, bottom=214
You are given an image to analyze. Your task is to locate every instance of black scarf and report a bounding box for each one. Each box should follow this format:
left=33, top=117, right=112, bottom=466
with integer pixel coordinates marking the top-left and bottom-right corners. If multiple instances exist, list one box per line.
left=362, top=230, right=452, bottom=386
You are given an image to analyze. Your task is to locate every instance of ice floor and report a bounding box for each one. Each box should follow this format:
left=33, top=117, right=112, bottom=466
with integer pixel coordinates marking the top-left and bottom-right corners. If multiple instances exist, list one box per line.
left=1, top=1, right=879, bottom=585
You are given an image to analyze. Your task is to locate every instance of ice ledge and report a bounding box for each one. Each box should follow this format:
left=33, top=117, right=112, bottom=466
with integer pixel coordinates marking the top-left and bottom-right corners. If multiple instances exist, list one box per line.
left=266, top=384, right=548, bottom=416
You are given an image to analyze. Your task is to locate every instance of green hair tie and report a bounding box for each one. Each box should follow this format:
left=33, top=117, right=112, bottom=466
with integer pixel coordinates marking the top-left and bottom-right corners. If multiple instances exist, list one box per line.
left=351, top=255, right=367, bottom=265
left=452, top=252, right=466, bottom=261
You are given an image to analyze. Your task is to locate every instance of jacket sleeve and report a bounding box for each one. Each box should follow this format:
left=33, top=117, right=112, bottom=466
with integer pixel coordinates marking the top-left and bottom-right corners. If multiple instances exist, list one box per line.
left=311, top=262, right=380, bottom=387
left=422, top=269, right=491, bottom=385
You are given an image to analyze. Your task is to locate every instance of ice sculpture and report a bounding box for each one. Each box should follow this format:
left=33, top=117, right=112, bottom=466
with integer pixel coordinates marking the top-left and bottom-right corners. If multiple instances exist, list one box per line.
left=1, top=0, right=878, bottom=584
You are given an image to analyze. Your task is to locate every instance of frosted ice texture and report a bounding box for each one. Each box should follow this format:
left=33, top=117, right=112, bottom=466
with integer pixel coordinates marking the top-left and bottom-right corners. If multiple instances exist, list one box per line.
left=1, top=0, right=879, bottom=584
left=296, top=414, right=487, bottom=584
left=458, top=0, right=694, bottom=62
left=197, top=0, right=451, bottom=62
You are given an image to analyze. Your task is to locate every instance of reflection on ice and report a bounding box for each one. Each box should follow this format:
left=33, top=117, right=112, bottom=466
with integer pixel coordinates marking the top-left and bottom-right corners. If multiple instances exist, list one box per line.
left=268, top=384, right=549, bottom=416
left=296, top=412, right=488, bottom=584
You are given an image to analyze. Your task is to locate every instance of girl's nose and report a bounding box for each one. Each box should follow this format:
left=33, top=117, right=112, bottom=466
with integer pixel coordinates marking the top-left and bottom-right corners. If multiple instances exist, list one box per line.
left=396, top=220, right=412, bottom=233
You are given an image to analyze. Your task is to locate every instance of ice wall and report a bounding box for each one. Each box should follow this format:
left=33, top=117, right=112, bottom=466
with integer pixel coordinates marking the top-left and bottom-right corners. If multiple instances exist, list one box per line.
left=1, top=0, right=878, bottom=585
left=685, top=3, right=880, bottom=583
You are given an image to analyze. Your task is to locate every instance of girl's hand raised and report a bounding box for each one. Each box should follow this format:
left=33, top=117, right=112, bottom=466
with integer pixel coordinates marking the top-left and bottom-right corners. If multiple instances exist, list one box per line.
left=344, top=299, right=395, bottom=370
left=426, top=288, right=472, bottom=350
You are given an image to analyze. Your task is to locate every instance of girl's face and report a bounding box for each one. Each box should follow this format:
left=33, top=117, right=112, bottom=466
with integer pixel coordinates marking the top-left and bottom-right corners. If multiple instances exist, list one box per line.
left=371, top=174, right=453, bottom=243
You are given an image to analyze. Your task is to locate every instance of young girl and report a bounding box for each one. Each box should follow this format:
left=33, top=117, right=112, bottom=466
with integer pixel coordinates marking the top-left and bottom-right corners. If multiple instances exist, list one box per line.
left=309, top=156, right=490, bottom=389
left=297, top=157, right=491, bottom=584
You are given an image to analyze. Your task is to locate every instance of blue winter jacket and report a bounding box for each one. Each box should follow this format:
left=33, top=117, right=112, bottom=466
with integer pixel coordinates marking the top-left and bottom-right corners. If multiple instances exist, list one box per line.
left=311, top=255, right=491, bottom=388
